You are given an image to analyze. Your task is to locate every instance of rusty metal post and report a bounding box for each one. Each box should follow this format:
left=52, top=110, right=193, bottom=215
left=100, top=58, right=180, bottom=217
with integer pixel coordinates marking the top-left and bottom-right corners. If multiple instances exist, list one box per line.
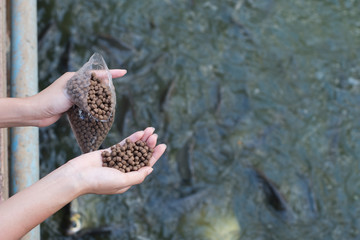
left=0, top=0, right=9, bottom=203
left=10, top=0, right=39, bottom=239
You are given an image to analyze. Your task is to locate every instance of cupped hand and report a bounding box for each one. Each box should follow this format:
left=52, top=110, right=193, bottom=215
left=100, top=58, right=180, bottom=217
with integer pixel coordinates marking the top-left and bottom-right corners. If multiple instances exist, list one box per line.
left=31, top=69, right=127, bottom=127
left=68, top=127, right=167, bottom=195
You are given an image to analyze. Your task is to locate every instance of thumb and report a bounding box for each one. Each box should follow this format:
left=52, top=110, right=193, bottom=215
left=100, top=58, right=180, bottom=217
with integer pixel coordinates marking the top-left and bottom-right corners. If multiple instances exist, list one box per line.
left=123, top=167, right=153, bottom=186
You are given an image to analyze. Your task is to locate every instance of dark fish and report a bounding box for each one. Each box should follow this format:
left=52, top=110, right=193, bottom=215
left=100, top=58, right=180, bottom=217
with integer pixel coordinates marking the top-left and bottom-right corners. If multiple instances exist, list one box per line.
left=95, top=34, right=134, bottom=68
left=65, top=195, right=132, bottom=237
left=115, top=95, right=131, bottom=135
left=230, top=17, right=253, bottom=42
left=68, top=224, right=128, bottom=238
left=145, top=187, right=210, bottom=238
left=98, top=144, right=105, bottom=150
left=66, top=197, right=82, bottom=236
left=252, top=168, right=294, bottom=222
left=166, top=187, right=209, bottom=215
left=159, top=79, right=176, bottom=112
left=59, top=37, right=73, bottom=73
left=296, top=173, right=318, bottom=219
left=214, top=83, right=222, bottom=115
left=97, top=34, right=134, bottom=52
left=175, top=135, right=195, bottom=186
left=66, top=195, right=112, bottom=236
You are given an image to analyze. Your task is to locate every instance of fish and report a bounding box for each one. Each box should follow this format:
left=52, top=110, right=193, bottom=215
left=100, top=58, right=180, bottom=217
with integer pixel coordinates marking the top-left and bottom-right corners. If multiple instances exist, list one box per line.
left=143, top=187, right=211, bottom=238
left=66, top=185, right=210, bottom=238
left=66, top=198, right=81, bottom=235
left=295, top=173, right=318, bottom=220
left=178, top=187, right=241, bottom=240
left=233, top=166, right=295, bottom=232
left=94, top=34, right=134, bottom=68
left=66, top=195, right=120, bottom=236
left=114, top=95, right=131, bottom=135
left=175, top=136, right=195, bottom=186
left=59, top=37, right=73, bottom=73
left=159, top=79, right=176, bottom=112
left=252, top=167, right=294, bottom=222
left=97, top=34, right=134, bottom=52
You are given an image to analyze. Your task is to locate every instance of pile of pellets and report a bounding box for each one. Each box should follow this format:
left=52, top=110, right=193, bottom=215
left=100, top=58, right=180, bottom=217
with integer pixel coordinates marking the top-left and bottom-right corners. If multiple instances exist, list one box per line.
left=67, top=72, right=115, bottom=153
left=86, top=73, right=113, bottom=121
left=101, top=139, right=154, bottom=172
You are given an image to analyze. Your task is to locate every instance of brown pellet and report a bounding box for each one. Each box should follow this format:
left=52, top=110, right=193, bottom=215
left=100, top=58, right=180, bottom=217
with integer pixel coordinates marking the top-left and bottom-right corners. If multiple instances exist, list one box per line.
left=66, top=72, right=115, bottom=153
left=101, top=139, right=154, bottom=172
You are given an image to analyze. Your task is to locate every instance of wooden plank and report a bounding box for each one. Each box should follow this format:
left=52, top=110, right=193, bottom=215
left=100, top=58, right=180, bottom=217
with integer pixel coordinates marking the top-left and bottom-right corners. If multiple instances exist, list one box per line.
left=0, top=0, right=9, bottom=202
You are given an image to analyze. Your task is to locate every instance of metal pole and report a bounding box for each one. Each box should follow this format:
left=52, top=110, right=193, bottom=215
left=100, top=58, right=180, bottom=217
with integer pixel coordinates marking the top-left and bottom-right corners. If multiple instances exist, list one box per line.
left=11, top=0, right=39, bottom=239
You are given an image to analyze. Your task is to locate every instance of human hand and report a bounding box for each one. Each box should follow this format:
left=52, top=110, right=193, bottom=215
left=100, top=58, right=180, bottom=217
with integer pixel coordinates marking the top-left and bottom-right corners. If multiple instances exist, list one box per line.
left=30, top=69, right=127, bottom=127
left=67, top=127, right=166, bottom=195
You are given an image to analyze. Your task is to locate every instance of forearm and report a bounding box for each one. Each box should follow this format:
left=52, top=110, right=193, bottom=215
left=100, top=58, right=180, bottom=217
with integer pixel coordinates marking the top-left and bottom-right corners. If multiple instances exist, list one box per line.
left=0, top=162, right=83, bottom=239
left=0, top=97, right=38, bottom=127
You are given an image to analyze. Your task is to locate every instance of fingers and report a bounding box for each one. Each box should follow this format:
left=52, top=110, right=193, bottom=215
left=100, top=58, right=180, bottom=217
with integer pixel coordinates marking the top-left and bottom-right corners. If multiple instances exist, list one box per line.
left=118, top=186, right=131, bottom=193
left=121, top=167, right=154, bottom=187
left=60, top=69, right=126, bottom=82
left=105, top=127, right=166, bottom=170
left=60, top=72, right=75, bottom=81
left=119, top=130, right=144, bottom=146
left=141, top=127, right=155, bottom=141
left=90, top=69, right=127, bottom=80
left=118, top=127, right=154, bottom=146
left=146, top=134, right=158, bottom=148
left=149, top=144, right=167, bottom=167
left=110, top=69, right=127, bottom=79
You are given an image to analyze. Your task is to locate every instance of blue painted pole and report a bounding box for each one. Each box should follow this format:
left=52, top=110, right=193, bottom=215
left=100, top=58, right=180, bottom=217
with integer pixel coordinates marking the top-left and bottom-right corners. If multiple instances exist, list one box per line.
left=11, top=0, right=39, bottom=239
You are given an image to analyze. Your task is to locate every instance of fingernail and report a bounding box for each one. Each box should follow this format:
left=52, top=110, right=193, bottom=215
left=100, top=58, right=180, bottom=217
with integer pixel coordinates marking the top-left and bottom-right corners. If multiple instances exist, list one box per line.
left=147, top=168, right=154, bottom=175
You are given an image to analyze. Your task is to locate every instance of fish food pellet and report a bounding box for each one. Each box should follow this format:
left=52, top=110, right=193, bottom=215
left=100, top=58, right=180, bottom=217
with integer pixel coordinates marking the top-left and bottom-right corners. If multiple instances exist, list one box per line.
left=101, top=139, right=154, bottom=172
left=86, top=73, right=112, bottom=121
left=67, top=72, right=115, bottom=153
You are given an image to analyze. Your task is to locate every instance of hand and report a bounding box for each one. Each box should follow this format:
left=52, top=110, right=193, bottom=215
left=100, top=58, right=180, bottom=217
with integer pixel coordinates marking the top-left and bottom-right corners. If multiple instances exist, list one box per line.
left=0, top=127, right=166, bottom=239
left=31, top=69, right=127, bottom=127
left=67, top=127, right=166, bottom=195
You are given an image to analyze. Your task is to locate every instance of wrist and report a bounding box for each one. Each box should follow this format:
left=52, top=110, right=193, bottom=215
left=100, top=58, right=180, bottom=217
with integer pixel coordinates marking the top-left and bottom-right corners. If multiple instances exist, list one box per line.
left=59, top=160, right=88, bottom=198
left=22, top=96, right=42, bottom=126
left=0, top=97, right=39, bottom=127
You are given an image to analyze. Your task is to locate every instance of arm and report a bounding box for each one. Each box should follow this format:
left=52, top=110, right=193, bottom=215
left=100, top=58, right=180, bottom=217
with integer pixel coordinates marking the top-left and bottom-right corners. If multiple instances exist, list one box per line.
left=0, top=69, right=127, bottom=128
left=0, top=127, right=166, bottom=239
left=0, top=97, right=40, bottom=127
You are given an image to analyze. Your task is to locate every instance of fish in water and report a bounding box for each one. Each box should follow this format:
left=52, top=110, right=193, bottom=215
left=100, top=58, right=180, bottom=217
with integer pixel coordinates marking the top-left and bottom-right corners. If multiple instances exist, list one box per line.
left=130, top=185, right=211, bottom=239
left=252, top=167, right=295, bottom=222
left=178, top=187, right=241, bottom=240
left=65, top=184, right=209, bottom=238
left=66, top=195, right=120, bottom=236
left=66, top=196, right=87, bottom=236
left=233, top=166, right=295, bottom=234
left=294, top=173, right=318, bottom=220
left=175, top=136, right=195, bottom=186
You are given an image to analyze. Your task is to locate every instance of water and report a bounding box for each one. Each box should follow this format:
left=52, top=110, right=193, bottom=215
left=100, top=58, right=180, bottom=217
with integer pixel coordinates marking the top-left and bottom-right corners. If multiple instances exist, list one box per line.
left=38, top=0, right=360, bottom=239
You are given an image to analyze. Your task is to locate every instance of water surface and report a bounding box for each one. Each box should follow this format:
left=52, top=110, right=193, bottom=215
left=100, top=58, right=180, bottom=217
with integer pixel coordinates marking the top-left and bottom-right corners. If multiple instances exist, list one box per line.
left=38, top=0, right=360, bottom=239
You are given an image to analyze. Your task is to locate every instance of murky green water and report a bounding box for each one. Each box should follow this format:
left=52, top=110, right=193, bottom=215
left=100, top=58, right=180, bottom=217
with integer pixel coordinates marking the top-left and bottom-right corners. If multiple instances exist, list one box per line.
left=38, top=0, right=360, bottom=239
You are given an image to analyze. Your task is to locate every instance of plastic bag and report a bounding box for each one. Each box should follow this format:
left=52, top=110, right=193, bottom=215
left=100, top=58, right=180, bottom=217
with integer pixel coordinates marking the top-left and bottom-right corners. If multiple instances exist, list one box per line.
left=66, top=53, right=116, bottom=153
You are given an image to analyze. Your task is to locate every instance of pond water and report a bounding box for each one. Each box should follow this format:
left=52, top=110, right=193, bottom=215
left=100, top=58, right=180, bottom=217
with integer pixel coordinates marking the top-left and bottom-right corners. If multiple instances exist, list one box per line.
left=38, top=0, right=360, bottom=239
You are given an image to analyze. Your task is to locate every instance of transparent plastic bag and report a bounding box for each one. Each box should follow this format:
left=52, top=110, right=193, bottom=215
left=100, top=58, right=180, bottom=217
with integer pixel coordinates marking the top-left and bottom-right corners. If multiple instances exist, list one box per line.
left=66, top=53, right=116, bottom=153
